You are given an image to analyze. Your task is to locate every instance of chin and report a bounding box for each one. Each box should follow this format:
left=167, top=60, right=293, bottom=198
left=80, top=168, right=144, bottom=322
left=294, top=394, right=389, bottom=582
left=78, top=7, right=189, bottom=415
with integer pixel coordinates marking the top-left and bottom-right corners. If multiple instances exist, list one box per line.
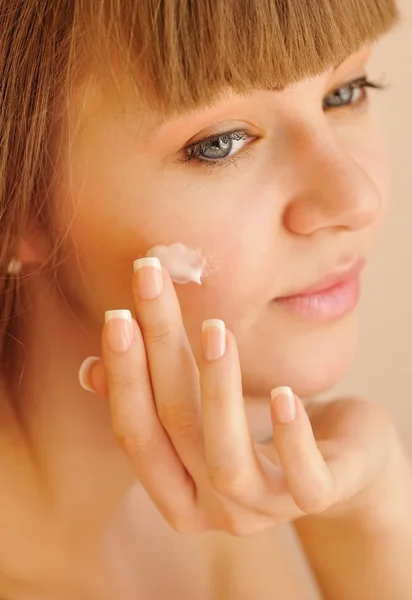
left=241, top=311, right=359, bottom=400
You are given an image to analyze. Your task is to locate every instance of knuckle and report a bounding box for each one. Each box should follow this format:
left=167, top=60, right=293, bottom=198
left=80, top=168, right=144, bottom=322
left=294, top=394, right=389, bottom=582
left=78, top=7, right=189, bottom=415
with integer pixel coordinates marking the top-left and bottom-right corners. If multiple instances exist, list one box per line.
left=222, top=514, right=255, bottom=537
left=229, top=523, right=254, bottom=537
left=296, top=486, right=336, bottom=515
left=117, top=434, right=159, bottom=462
left=287, top=444, right=313, bottom=465
left=167, top=511, right=206, bottom=534
left=144, top=320, right=176, bottom=345
left=167, top=516, right=192, bottom=533
left=157, top=403, right=197, bottom=436
left=203, top=385, right=231, bottom=409
left=108, top=369, right=136, bottom=390
left=208, top=465, right=251, bottom=499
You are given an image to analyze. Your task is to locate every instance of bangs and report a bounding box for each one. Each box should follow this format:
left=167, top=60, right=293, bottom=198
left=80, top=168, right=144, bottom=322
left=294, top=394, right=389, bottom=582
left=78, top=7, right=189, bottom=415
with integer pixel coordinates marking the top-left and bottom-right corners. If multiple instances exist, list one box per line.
left=81, top=0, right=400, bottom=115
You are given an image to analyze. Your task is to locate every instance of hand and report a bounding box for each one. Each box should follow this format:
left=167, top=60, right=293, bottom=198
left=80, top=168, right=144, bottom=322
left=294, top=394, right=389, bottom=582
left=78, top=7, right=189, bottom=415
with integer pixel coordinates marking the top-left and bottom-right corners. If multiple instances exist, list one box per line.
left=78, top=258, right=396, bottom=535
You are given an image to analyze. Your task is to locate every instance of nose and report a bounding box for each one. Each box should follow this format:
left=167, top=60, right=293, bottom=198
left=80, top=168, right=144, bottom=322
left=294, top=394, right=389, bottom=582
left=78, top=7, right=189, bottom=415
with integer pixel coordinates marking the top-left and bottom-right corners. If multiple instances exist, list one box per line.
left=283, top=135, right=382, bottom=236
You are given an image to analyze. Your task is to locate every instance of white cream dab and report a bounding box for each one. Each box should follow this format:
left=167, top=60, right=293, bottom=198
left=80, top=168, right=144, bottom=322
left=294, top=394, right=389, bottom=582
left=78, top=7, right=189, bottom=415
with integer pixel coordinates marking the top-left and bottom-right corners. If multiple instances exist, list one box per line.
left=145, top=243, right=207, bottom=285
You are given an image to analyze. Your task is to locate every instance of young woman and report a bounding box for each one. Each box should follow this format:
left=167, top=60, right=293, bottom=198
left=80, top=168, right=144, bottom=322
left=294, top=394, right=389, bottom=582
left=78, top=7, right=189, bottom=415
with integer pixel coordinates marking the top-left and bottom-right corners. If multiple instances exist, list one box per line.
left=0, top=0, right=411, bottom=598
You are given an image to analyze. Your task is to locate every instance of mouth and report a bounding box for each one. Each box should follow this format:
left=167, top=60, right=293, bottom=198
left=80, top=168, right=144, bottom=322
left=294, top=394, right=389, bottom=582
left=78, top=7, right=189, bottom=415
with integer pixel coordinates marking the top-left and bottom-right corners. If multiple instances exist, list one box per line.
left=274, top=258, right=366, bottom=321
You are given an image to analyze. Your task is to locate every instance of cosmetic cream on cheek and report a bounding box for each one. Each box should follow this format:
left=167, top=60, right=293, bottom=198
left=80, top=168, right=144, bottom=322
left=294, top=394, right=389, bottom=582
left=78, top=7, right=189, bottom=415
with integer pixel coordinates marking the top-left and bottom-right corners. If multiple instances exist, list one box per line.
left=145, top=243, right=207, bottom=284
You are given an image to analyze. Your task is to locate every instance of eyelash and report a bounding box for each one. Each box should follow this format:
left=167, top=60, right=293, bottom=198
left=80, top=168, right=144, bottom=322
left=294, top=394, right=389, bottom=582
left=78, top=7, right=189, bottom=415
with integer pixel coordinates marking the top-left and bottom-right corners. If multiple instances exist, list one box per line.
left=181, top=130, right=251, bottom=170
left=180, top=77, right=385, bottom=170
left=322, top=76, right=384, bottom=109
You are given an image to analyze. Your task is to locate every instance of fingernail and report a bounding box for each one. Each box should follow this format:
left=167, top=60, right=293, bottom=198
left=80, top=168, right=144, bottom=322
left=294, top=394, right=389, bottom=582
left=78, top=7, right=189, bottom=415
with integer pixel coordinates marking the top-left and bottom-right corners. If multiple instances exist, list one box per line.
left=202, top=319, right=226, bottom=361
left=78, top=356, right=100, bottom=393
left=133, top=257, right=163, bottom=299
left=270, top=386, right=296, bottom=424
left=105, top=310, right=134, bottom=353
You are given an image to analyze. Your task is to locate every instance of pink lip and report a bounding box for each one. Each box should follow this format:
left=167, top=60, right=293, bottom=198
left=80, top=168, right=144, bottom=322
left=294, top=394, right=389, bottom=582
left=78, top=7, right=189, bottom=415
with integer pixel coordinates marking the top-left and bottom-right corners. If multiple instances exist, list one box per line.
left=275, top=259, right=366, bottom=321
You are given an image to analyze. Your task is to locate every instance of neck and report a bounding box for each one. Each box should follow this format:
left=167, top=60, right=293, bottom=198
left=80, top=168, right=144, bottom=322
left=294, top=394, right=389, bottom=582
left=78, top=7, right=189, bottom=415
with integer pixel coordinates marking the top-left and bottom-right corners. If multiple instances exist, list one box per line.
left=8, top=274, right=274, bottom=525
left=10, top=275, right=135, bottom=528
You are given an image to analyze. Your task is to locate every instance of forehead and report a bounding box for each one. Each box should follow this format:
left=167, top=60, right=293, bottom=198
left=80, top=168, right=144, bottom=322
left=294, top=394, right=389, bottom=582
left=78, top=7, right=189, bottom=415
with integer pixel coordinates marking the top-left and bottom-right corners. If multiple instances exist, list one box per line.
left=82, top=0, right=398, bottom=118
left=66, top=45, right=374, bottom=155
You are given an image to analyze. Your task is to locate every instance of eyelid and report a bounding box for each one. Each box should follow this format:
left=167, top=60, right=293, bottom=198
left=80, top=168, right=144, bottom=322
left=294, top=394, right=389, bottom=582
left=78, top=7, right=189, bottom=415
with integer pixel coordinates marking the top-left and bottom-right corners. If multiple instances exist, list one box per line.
left=176, top=76, right=384, bottom=169
left=326, top=74, right=366, bottom=94
left=176, top=129, right=256, bottom=170
left=182, top=128, right=245, bottom=151
left=186, top=126, right=259, bottom=157
left=322, top=75, right=385, bottom=111
left=182, top=118, right=259, bottom=146
left=326, top=74, right=385, bottom=96
left=185, top=130, right=254, bottom=162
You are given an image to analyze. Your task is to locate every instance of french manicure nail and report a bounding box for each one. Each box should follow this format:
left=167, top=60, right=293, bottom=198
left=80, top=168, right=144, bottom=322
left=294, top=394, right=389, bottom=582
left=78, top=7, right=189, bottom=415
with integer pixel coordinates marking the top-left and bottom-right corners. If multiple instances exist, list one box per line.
left=270, top=386, right=296, bottom=424
left=133, top=257, right=163, bottom=299
left=202, top=319, right=226, bottom=361
left=78, top=356, right=100, bottom=393
left=105, top=310, right=134, bottom=353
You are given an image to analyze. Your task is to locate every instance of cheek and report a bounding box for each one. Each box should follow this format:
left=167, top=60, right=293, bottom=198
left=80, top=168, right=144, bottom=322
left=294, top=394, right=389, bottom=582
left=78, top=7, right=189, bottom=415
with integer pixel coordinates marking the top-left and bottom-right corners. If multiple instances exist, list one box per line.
left=360, top=130, right=389, bottom=192
left=358, top=137, right=390, bottom=235
left=176, top=193, right=281, bottom=354
left=345, top=119, right=390, bottom=219
left=60, top=140, right=276, bottom=333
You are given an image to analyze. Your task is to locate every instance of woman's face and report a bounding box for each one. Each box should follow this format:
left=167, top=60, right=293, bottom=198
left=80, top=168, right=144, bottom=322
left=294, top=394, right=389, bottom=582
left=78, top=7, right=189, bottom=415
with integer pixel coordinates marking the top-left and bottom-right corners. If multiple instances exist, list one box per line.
left=57, top=46, right=388, bottom=399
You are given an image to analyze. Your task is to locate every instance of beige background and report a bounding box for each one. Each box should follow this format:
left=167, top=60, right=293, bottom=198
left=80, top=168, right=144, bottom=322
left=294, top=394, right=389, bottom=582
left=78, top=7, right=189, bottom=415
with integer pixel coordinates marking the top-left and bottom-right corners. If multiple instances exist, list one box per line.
left=333, top=0, right=412, bottom=451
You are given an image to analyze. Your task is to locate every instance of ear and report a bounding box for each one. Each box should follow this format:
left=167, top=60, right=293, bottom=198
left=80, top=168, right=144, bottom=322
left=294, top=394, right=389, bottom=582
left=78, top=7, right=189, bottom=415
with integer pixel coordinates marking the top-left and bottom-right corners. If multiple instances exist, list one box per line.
left=16, top=221, right=49, bottom=269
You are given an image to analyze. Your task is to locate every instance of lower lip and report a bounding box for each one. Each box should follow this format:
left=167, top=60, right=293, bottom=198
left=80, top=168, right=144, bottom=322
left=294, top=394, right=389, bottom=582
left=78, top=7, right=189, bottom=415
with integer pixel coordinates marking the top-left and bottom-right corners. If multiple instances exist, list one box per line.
left=274, top=276, right=361, bottom=321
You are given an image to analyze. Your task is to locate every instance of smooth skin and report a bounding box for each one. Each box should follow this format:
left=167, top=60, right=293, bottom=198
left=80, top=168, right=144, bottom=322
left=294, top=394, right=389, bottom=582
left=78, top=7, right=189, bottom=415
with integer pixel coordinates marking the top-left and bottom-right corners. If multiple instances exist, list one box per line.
left=1, top=44, right=412, bottom=599
left=87, top=263, right=392, bottom=534
left=82, top=259, right=412, bottom=600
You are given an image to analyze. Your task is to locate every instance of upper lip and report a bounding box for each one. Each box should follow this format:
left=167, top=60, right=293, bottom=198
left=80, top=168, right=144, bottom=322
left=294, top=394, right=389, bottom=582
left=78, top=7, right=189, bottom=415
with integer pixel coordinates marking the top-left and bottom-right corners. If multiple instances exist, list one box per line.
left=278, top=258, right=366, bottom=299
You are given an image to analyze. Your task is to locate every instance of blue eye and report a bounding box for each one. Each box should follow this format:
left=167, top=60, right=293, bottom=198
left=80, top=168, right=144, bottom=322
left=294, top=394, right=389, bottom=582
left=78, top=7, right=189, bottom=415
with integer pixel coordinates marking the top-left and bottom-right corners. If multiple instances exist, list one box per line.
left=179, top=77, right=384, bottom=169
left=184, top=131, right=253, bottom=164
left=323, top=76, right=383, bottom=109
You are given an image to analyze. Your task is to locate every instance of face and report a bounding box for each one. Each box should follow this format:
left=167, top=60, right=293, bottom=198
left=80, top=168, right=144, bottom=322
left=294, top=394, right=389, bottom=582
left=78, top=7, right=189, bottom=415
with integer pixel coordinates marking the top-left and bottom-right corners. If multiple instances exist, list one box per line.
left=54, top=46, right=388, bottom=400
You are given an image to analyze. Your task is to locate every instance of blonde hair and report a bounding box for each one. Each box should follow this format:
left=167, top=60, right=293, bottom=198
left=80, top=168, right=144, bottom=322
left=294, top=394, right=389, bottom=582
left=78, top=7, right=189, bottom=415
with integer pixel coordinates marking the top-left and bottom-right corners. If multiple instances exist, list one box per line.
left=0, top=0, right=400, bottom=370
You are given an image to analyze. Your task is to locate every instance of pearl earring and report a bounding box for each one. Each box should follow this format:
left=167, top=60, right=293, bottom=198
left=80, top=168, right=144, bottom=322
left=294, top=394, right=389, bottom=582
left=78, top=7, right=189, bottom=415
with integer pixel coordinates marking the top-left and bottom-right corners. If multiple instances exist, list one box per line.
left=6, top=259, right=22, bottom=275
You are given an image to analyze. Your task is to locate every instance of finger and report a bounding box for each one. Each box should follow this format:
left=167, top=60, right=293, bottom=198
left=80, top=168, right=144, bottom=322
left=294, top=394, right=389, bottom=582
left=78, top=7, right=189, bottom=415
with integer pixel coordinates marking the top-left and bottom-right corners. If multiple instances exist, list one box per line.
left=199, top=321, right=267, bottom=505
left=270, top=387, right=335, bottom=514
left=132, top=258, right=204, bottom=475
left=101, top=309, right=198, bottom=527
left=78, top=357, right=108, bottom=397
